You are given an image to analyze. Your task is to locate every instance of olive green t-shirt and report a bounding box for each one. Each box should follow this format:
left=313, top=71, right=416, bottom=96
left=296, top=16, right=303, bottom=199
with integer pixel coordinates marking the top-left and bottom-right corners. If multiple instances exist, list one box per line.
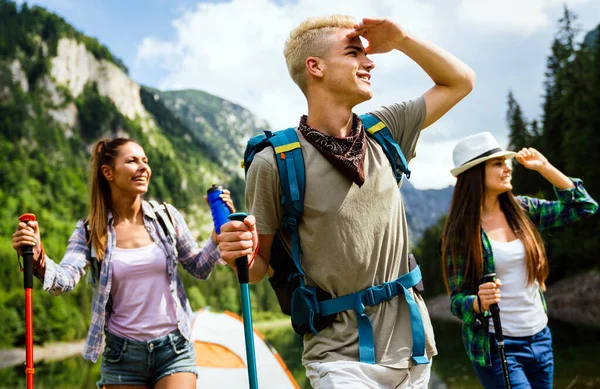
left=246, top=96, right=437, bottom=369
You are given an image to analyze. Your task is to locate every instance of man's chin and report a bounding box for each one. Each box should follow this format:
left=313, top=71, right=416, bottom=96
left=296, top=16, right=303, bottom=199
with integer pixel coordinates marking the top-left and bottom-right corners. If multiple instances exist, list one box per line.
left=357, top=90, right=373, bottom=104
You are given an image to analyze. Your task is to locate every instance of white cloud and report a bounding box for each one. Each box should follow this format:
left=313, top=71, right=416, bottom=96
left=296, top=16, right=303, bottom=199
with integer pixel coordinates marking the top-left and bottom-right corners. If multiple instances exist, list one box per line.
left=410, top=139, right=458, bottom=189
left=135, top=0, right=448, bottom=184
left=135, top=0, right=439, bottom=128
left=137, top=38, right=181, bottom=71
left=133, top=0, right=599, bottom=189
left=456, top=0, right=592, bottom=36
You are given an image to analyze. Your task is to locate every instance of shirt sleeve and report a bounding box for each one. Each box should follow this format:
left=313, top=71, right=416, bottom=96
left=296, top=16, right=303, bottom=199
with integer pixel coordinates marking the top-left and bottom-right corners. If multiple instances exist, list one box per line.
left=368, top=96, right=427, bottom=163
left=245, top=148, right=283, bottom=236
left=516, top=178, right=598, bottom=231
left=42, top=220, right=90, bottom=295
left=168, top=204, right=220, bottom=279
left=446, top=250, right=488, bottom=327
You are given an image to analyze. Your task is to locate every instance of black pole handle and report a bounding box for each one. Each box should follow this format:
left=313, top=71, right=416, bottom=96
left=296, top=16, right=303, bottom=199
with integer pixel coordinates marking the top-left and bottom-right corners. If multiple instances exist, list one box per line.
left=22, top=245, right=34, bottom=289
left=19, top=214, right=37, bottom=290
left=479, top=273, right=504, bottom=340
left=479, top=272, right=496, bottom=284
left=227, top=212, right=250, bottom=284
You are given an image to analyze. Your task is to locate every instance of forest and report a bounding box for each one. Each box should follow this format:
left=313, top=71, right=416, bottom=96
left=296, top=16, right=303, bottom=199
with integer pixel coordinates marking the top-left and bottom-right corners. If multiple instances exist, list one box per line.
left=415, top=8, right=600, bottom=299
left=0, top=1, right=598, bottom=350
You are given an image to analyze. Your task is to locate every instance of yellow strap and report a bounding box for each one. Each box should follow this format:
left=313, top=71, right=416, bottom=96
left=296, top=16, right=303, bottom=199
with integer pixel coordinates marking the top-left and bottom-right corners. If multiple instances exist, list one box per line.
left=366, top=121, right=386, bottom=135
left=274, top=142, right=301, bottom=154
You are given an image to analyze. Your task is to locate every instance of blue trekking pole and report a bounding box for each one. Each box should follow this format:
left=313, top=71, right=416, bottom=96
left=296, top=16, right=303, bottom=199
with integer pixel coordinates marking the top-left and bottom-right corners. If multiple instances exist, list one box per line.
left=228, top=212, right=259, bottom=389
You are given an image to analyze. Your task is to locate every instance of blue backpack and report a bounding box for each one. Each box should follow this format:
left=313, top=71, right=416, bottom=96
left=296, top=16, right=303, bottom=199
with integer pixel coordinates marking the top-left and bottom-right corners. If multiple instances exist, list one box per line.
left=242, top=114, right=428, bottom=365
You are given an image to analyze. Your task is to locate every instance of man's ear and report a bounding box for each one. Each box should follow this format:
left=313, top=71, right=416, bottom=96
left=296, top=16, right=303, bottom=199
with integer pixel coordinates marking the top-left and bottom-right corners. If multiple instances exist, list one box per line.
left=306, top=57, right=324, bottom=78
left=101, top=165, right=114, bottom=182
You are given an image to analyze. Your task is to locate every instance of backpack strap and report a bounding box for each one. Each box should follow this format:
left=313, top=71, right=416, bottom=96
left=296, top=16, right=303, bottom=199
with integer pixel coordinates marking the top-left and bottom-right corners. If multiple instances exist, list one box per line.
left=148, top=200, right=177, bottom=244
left=360, top=113, right=411, bottom=182
left=267, top=128, right=306, bottom=279
left=242, top=130, right=275, bottom=172
left=265, top=123, right=426, bottom=364
left=83, top=221, right=97, bottom=259
left=85, top=201, right=177, bottom=285
left=319, top=266, right=429, bottom=365
left=83, top=220, right=101, bottom=286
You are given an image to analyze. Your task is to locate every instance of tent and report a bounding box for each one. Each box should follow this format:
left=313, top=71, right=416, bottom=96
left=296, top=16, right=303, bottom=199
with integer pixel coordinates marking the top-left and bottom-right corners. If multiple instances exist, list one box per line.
left=191, top=309, right=300, bottom=389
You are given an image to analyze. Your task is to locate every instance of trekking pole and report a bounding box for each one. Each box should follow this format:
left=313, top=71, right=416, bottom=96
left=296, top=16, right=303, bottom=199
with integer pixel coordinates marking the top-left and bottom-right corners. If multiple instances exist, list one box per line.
left=228, top=212, right=258, bottom=389
left=480, top=273, right=511, bottom=389
left=19, top=213, right=37, bottom=389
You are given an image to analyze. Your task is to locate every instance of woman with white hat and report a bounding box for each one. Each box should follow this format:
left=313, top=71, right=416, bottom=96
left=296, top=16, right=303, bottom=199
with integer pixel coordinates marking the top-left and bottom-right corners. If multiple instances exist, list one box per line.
left=441, top=132, right=597, bottom=388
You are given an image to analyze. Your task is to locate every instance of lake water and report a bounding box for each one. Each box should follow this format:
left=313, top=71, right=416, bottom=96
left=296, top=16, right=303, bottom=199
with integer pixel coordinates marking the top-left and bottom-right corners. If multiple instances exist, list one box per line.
left=1, top=319, right=598, bottom=388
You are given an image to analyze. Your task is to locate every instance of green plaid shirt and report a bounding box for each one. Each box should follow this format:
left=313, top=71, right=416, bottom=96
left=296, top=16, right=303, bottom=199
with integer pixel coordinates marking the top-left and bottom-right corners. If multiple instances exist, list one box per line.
left=446, top=178, right=598, bottom=367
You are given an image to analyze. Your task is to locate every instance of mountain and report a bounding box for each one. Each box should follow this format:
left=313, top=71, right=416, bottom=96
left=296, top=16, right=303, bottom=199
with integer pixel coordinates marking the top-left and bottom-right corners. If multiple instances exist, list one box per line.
left=0, top=1, right=264, bottom=241
left=156, top=90, right=454, bottom=240
left=0, top=0, right=269, bottom=347
left=0, top=0, right=453, bottom=262
left=0, top=0, right=452, bottom=348
left=156, top=89, right=453, bottom=240
left=146, top=88, right=269, bottom=178
left=401, top=180, right=453, bottom=243
left=583, top=25, right=599, bottom=48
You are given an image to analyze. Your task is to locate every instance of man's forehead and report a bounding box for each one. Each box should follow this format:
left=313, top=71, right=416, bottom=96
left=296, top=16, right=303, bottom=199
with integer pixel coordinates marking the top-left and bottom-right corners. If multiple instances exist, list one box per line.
left=331, top=29, right=364, bottom=49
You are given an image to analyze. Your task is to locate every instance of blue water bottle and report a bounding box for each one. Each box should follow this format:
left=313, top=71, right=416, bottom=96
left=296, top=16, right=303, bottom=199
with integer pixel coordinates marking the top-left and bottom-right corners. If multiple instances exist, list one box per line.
left=207, top=184, right=231, bottom=234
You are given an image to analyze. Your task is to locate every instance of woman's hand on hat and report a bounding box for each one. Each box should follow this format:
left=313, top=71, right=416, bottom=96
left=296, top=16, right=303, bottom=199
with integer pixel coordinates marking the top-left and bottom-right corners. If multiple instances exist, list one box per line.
left=515, top=147, right=548, bottom=172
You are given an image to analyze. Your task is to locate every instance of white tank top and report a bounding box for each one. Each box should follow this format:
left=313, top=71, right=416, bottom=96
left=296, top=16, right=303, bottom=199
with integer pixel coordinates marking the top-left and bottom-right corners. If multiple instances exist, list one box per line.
left=489, top=238, right=547, bottom=337
left=107, top=242, right=178, bottom=340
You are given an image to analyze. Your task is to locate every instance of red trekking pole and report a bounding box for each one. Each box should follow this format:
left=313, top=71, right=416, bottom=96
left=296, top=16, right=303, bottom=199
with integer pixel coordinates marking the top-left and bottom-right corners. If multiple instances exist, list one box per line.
left=19, top=213, right=36, bottom=389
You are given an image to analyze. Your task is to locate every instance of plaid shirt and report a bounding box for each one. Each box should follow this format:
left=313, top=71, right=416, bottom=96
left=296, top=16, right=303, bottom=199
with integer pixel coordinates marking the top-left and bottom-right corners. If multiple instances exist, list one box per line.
left=39, top=200, right=221, bottom=362
left=446, top=178, right=598, bottom=367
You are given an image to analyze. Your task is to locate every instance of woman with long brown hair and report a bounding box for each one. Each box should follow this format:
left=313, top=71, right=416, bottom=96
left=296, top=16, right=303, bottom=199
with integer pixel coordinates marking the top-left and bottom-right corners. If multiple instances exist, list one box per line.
left=11, top=138, right=234, bottom=389
left=441, top=132, right=597, bottom=388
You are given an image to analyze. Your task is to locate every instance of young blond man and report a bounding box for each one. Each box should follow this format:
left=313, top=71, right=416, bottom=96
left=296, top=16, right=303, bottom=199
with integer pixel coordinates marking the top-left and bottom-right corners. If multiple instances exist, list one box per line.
left=219, top=15, right=475, bottom=388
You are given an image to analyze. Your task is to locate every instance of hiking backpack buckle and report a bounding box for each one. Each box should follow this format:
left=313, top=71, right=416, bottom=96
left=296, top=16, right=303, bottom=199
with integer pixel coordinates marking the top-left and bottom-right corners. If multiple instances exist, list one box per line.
left=363, top=282, right=394, bottom=307
left=282, top=216, right=298, bottom=231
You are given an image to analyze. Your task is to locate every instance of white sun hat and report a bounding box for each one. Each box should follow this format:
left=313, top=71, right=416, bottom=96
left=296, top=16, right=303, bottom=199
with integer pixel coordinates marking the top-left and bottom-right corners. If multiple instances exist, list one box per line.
left=451, top=132, right=516, bottom=177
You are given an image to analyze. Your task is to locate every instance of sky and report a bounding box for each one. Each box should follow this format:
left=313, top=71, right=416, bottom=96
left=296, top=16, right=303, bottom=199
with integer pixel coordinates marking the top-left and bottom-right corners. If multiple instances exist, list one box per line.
left=17, top=0, right=600, bottom=189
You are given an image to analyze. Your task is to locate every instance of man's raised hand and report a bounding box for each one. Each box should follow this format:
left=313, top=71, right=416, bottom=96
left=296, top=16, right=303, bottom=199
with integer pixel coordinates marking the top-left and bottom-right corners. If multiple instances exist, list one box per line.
left=346, top=18, right=407, bottom=54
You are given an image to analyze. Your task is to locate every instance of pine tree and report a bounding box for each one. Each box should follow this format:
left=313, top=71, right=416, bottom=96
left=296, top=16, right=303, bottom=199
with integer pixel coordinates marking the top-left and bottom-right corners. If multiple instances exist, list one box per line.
left=506, top=91, right=536, bottom=195
left=507, top=91, right=529, bottom=149
left=586, top=23, right=600, bottom=198
left=539, top=12, right=600, bottom=283
left=509, top=9, right=599, bottom=284
left=541, top=6, right=578, bottom=175
left=529, top=120, right=541, bottom=139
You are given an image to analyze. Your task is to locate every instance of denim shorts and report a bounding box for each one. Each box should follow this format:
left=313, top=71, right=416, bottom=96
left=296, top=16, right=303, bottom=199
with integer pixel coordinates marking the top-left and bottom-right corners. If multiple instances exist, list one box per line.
left=96, top=329, right=197, bottom=388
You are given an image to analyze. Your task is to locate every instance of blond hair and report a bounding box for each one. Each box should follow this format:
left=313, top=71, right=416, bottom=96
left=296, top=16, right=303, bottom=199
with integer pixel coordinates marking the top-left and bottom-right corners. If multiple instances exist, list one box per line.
left=284, top=15, right=356, bottom=93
